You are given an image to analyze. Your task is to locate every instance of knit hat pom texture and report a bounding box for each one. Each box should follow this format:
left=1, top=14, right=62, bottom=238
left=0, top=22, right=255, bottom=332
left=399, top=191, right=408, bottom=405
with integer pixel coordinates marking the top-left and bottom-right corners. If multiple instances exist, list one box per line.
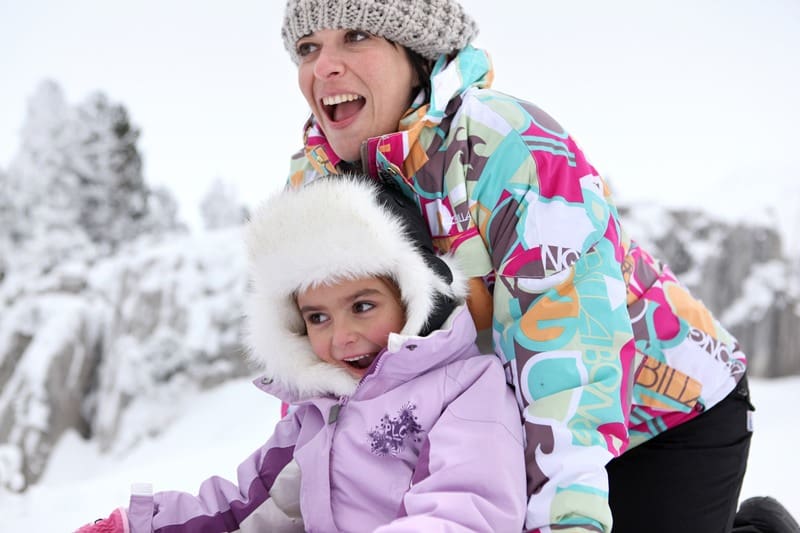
left=282, top=0, right=478, bottom=63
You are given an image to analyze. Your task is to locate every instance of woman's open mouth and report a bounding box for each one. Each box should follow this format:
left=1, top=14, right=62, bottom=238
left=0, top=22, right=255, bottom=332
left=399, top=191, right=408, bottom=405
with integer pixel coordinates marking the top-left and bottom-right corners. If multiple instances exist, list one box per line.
left=322, top=93, right=365, bottom=123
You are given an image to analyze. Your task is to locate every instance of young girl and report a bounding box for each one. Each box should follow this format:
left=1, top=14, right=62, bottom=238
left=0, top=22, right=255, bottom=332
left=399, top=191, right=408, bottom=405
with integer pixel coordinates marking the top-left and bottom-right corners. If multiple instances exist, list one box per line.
left=74, top=176, right=527, bottom=532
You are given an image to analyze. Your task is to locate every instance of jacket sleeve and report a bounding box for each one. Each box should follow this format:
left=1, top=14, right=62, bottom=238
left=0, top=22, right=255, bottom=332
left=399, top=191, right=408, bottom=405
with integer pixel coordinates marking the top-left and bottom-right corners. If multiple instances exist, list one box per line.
left=375, top=357, right=527, bottom=533
left=453, top=93, right=636, bottom=533
left=126, top=414, right=303, bottom=533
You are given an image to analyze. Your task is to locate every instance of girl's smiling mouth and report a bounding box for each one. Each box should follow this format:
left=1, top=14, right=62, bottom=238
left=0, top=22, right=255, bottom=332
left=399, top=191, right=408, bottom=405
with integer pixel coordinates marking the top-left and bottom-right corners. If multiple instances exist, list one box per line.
left=343, top=352, right=377, bottom=370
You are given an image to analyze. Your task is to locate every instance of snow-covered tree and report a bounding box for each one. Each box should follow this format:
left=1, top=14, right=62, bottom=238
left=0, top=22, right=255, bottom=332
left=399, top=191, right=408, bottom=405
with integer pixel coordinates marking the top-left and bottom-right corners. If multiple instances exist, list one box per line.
left=6, top=80, right=76, bottom=244
left=199, top=177, right=248, bottom=230
left=139, top=185, right=185, bottom=236
left=5, top=80, right=184, bottom=274
left=69, top=90, right=148, bottom=247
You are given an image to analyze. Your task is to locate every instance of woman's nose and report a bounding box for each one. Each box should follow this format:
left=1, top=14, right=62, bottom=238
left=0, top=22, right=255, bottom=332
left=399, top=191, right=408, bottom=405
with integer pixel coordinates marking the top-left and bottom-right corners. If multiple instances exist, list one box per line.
left=313, top=46, right=345, bottom=79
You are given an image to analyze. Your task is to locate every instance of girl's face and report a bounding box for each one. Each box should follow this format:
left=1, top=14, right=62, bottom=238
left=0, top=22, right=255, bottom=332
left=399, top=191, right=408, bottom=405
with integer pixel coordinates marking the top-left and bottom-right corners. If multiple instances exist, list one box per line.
left=296, top=276, right=405, bottom=379
left=296, top=29, right=418, bottom=162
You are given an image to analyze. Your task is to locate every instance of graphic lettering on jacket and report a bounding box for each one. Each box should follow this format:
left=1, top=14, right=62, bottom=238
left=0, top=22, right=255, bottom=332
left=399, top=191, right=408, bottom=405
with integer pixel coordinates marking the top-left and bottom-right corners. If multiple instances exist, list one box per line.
left=369, top=403, right=424, bottom=456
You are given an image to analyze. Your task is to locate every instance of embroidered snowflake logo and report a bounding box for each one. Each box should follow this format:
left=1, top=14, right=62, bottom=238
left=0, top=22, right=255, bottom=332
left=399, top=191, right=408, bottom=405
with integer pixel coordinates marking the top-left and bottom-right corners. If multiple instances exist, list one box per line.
left=368, top=402, right=424, bottom=456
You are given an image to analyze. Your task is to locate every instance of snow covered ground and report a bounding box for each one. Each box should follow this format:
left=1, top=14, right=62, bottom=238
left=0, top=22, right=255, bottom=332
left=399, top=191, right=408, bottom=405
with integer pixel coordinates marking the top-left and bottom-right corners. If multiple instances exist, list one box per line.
left=1, top=375, right=797, bottom=531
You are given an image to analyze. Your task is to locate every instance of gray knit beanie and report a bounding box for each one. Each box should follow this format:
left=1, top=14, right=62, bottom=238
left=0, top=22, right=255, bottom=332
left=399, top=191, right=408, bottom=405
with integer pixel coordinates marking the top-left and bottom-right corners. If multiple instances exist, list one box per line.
left=282, top=0, right=478, bottom=64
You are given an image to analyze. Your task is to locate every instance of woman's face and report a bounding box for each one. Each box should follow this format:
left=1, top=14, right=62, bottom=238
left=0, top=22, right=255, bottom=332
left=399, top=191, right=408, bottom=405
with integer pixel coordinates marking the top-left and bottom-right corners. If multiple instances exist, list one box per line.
left=296, top=29, right=418, bottom=162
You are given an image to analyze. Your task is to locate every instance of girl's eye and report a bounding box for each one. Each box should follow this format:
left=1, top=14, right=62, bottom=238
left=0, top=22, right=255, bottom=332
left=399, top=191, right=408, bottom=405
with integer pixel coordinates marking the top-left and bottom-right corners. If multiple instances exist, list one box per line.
left=296, top=41, right=318, bottom=57
left=305, top=312, right=329, bottom=325
left=353, top=301, right=375, bottom=314
left=345, top=30, right=370, bottom=43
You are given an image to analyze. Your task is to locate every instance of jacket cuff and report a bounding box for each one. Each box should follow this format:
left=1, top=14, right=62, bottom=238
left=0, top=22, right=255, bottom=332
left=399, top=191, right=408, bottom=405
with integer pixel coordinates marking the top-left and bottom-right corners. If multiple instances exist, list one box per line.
left=127, top=483, right=154, bottom=533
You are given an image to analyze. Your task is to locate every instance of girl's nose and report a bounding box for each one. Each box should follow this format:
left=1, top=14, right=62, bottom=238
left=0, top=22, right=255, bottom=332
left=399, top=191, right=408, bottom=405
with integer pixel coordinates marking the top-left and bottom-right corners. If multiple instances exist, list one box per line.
left=332, top=322, right=358, bottom=348
left=313, top=46, right=345, bottom=79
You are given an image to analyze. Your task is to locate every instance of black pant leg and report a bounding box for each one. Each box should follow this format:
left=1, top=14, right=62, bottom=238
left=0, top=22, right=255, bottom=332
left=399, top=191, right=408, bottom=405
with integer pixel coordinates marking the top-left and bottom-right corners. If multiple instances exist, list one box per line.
left=606, top=376, right=754, bottom=533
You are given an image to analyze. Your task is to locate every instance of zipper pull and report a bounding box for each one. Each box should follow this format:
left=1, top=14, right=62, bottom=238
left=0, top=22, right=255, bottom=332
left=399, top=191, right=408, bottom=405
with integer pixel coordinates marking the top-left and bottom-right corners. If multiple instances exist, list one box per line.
left=328, top=398, right=346, bottom=424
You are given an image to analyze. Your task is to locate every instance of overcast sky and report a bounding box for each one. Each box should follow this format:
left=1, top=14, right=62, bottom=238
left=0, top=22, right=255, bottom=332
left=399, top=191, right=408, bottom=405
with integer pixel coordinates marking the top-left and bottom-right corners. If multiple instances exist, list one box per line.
left=2, top=0, right=798, bottom=236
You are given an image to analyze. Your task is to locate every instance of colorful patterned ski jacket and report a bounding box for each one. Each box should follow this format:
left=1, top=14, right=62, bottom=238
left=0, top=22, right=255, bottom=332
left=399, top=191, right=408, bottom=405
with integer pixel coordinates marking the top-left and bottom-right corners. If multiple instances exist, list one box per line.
left=286, top=45, right=748, bottom=532
left=124, top=306, right=527, bottom=532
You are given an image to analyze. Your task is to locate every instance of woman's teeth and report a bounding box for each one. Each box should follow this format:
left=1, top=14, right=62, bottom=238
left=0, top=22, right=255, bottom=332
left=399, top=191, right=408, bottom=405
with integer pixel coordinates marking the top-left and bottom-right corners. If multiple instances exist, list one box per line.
left=322, top=93, right=362, bottom=106
left=321, top=93, right=365, bottom=122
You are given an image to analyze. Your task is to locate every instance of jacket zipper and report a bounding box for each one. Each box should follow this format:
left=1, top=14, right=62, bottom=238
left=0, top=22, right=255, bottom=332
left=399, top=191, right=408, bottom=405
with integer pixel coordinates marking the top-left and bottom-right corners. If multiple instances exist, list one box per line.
left=329, top=347, right=390, bottom=423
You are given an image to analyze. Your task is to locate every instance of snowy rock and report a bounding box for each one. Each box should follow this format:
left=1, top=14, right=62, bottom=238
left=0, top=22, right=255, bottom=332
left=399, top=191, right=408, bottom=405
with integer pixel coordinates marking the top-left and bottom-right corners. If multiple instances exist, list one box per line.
left=0, top=293, right=104, bottom=490
left=87, top=230, right=251, bottom=453
left=0, top=228, right=251, bottom=490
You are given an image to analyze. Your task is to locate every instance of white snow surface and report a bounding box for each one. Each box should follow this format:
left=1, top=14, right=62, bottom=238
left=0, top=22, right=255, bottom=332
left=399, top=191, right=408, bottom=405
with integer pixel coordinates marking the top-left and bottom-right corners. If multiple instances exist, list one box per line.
left=0, top=376, right=797, bottom=530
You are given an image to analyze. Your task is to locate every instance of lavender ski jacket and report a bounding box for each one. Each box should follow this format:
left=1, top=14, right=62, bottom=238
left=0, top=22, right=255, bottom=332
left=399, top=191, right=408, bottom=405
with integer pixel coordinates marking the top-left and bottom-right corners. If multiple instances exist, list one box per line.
left=124, top=306, right=527, bottom=532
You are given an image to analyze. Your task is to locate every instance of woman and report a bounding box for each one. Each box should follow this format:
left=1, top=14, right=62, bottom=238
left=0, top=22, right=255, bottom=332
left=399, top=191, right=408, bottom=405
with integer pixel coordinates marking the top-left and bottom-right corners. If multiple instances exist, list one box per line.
left=281, top=1, right=753, bottom=531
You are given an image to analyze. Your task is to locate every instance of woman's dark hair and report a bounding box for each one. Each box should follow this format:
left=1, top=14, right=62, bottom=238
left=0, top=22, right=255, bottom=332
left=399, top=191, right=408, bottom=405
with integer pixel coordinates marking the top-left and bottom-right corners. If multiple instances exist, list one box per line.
left=382, top=37, right=435, bottom=106
left=404, top=47, right=435, bottom=105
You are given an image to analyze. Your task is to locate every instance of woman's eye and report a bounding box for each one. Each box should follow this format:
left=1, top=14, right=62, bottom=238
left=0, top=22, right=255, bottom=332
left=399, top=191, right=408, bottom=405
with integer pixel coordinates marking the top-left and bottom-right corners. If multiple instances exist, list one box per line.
left=353, top=301, right=375, bottom=314
left=345, top=30, right=370, bottom=43
left=296, top=41, right=318, bottom=57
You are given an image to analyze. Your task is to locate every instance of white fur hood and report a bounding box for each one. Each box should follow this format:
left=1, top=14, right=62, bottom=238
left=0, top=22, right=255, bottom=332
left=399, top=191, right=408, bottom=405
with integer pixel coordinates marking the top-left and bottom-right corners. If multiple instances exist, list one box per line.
left=243, top=177, right=467, bottom=400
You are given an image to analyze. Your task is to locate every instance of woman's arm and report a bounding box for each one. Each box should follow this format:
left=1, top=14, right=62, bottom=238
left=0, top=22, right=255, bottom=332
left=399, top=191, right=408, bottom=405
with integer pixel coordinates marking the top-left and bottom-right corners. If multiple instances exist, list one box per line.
left=456, top=94, right=635, bottom=532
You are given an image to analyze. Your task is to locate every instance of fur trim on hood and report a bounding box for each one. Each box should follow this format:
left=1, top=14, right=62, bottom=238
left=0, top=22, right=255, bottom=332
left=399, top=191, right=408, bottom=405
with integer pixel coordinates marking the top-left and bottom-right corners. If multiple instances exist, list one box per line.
left=244, top=176, right=467, bottom=400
